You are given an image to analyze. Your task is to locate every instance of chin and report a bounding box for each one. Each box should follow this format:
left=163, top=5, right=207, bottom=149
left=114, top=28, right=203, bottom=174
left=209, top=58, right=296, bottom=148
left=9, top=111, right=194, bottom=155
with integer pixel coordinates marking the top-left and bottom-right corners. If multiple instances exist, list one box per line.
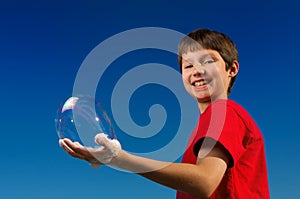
left=196, top=96, right=211, bottom=103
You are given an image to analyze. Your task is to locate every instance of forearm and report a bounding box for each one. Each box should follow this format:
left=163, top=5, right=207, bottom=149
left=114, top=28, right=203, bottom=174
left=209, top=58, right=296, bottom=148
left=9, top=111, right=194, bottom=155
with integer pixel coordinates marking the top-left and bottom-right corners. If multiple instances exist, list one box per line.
left=140, top=162, right=212, bottom=198
left=60, top=137, right=225, bottom=198
left=110, top=150, right=218, bottom=198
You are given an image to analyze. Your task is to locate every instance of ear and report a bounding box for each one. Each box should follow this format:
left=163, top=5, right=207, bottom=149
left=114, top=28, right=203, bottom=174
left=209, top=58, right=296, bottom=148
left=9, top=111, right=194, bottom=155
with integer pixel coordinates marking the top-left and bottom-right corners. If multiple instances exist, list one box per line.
left=228, top=60, right=239, bottom=77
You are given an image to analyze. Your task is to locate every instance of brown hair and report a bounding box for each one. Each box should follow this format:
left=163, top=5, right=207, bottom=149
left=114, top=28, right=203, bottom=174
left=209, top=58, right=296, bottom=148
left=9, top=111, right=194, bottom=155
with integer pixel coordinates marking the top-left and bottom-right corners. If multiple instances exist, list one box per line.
left=178, top=29, right=239, bottom=95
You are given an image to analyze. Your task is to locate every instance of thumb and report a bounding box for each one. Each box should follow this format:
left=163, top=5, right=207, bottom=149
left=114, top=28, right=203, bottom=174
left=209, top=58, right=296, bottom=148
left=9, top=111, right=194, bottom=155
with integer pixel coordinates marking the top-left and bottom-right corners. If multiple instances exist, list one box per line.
left=94, top=133, right=110, bottom=146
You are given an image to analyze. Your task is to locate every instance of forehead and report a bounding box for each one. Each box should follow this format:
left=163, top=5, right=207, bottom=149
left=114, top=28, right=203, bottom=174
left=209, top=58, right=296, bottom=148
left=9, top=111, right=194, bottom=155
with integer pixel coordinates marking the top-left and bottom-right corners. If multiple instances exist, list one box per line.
left=181, top=49, right=221, bottom=62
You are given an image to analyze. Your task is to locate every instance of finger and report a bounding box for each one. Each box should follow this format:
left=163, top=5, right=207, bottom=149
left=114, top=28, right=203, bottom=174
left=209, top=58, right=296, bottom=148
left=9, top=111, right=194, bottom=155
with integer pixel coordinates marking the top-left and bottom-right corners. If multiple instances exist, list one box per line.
left=59, top=139, right=74, bottom=152
left=60, top=139, right=89, bottom=158
left=73, top=142, right=83, bottom=148
left=95, top=133, right=121, bottom=155
left=63, top=139, right=86, bottom=152
left=59, top=139, right=64, bottom=147
left=90, top=163, right=101, bottom=169
left=90, top=159, right=102, bottom=169
left=59, top=139, right=101, bottom=165
left=94, top=133, right=109, bottom=146
left=60, top=139, right=83, bottom=158
left=59, top=138, right=74, bottom=147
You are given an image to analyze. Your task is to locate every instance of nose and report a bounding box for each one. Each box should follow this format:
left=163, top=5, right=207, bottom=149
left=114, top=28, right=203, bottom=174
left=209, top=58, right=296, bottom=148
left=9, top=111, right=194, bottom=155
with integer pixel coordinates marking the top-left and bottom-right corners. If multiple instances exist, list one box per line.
left=192, top=65, right=205, bottom=76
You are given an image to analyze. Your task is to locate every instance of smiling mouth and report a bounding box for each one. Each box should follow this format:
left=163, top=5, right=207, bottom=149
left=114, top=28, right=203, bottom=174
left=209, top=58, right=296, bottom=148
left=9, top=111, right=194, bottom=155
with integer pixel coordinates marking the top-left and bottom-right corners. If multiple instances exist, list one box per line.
left=193, top=80, right=207, bottom=86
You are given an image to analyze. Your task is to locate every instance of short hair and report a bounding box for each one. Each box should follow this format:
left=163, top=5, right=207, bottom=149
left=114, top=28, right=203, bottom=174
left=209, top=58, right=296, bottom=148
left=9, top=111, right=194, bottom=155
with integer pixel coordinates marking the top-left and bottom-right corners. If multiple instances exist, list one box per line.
left=178, top=29, right=239, bottom=95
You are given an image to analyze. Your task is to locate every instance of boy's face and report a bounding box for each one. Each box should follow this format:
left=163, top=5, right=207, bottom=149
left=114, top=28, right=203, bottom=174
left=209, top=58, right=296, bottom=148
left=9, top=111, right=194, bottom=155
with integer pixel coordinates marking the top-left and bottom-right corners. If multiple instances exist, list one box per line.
left=181, top=49, right=234, bottom=105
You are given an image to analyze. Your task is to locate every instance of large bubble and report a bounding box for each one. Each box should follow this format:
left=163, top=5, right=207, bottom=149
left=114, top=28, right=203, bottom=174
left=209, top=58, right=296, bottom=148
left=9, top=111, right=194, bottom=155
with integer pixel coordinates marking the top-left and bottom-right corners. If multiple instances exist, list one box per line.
left=55, top=95, right=115, bottom=148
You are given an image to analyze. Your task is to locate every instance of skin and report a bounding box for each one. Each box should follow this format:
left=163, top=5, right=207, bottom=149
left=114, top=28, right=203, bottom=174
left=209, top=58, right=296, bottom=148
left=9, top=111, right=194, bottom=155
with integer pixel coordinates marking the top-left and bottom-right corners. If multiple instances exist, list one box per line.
left=181, top=49, right=239, bottom=113
left=59, top=49, right=239, bottom=198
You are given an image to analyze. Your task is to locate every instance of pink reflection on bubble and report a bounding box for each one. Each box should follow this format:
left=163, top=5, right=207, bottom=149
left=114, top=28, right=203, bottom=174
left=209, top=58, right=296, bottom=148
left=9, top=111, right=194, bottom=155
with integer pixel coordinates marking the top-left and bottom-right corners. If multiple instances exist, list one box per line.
left=61, top=97, right=79, bottom=113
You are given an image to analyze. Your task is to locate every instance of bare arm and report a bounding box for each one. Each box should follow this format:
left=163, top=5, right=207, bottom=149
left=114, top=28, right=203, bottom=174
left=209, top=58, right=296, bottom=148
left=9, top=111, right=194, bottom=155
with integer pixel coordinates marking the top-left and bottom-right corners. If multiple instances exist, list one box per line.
left=112, top=141, right=228, bottom=198
left=60, top=138, right=228, bottom=198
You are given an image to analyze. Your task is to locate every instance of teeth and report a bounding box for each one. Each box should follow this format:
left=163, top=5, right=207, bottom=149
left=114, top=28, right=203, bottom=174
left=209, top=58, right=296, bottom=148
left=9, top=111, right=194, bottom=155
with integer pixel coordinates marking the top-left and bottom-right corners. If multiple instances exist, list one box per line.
left=194, top=80, right=206, bottom=86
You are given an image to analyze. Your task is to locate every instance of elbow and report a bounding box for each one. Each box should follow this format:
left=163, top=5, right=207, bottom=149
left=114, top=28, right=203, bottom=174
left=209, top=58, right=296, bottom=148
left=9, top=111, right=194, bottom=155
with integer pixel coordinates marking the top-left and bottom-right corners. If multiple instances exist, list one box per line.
left=186, top=187, right=215, bottom=199
left=201, top=188, right=215, bottom=199
left=195, top=186, right=215, bottom=199
left=203, top=181, right=217, bottom=198
left=191, top=177, right=218, bottom=198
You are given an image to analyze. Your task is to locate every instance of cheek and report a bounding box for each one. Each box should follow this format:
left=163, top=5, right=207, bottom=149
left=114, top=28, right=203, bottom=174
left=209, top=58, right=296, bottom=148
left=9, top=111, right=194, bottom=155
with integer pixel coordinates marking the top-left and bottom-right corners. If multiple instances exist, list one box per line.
left=211, top=65, right=227, bottom=81
left=181, top=75, right=189, bottom=87
left=181, top=71, right=190, bottom=83
left=207, top=67, right=220, bottom=81
left=212, top=69, right=230, bottom=92
left=207, top=69, right=224, bottom=90
left=182, top=76, right=193, bottom=93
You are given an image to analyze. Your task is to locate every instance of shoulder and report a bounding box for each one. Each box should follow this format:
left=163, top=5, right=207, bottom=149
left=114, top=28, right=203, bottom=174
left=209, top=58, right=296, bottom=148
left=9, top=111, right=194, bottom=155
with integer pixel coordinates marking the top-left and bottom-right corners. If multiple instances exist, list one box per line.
left=208, top=100, right=255, bottom=125
left=200, top=100, right=244, bottom=124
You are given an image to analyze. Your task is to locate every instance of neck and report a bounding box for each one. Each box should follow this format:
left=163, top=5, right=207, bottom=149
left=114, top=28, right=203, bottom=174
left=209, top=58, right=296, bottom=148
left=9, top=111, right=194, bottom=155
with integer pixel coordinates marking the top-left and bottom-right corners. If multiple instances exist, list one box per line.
left=198, top=97, right=228, bottom=114
left=198, top=101, right=211, bottom=114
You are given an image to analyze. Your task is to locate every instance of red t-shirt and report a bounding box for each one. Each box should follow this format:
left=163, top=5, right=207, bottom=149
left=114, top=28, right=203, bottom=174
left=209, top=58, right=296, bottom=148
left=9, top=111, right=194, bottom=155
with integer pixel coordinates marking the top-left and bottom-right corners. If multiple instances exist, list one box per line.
left=176, top=100, right=270, bottom=199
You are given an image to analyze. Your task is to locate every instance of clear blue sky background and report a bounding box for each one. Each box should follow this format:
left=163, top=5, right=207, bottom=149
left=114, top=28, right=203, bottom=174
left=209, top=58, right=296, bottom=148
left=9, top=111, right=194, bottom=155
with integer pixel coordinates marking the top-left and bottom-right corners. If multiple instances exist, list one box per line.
left=1, top=0, right=299, bottom=198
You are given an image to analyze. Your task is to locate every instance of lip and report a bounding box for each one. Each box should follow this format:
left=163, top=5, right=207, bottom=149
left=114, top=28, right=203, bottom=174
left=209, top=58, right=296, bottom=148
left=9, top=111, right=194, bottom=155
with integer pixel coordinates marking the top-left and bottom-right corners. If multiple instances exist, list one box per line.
left=191, top=78, right=210, bottom=90
left=191, top=78, right=207, bottom=86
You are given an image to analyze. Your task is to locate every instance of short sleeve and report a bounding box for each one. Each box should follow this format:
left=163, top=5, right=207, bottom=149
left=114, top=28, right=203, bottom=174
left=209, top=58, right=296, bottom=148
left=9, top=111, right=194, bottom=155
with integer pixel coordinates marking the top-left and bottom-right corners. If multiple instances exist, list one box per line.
left=192, top=100, right=247, bottom=168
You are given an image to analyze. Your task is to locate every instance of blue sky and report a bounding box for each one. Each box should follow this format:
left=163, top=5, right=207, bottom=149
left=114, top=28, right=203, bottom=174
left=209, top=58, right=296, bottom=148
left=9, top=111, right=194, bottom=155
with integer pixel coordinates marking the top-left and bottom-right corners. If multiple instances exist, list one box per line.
left=0, top=0, right=299, bottom=198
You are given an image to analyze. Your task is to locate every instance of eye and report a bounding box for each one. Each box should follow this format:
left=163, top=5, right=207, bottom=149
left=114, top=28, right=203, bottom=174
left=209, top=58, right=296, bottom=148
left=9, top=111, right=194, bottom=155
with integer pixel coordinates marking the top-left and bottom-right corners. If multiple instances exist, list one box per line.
left=202, top=59, right=216, bottom=65
left=184, top=64, right=193, bottom=69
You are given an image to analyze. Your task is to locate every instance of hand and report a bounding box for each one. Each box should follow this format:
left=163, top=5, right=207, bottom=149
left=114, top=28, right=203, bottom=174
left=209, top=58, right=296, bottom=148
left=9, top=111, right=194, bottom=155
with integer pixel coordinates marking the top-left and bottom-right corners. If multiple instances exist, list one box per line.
left=59, top=133, right=122, bottom=168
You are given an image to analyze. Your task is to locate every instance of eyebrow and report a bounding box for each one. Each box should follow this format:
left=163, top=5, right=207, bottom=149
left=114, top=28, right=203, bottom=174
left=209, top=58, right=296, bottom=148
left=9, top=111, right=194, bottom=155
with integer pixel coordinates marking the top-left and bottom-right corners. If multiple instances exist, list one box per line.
left=198, top=53, right=215, bottom=59
left=182, top=52, right=215, bottom=64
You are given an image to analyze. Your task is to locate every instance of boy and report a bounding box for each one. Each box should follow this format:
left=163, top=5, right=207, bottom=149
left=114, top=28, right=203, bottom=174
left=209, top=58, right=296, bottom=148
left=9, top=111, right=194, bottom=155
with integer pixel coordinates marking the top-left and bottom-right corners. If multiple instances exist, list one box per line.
left=59, top=28, right=270, bottom=198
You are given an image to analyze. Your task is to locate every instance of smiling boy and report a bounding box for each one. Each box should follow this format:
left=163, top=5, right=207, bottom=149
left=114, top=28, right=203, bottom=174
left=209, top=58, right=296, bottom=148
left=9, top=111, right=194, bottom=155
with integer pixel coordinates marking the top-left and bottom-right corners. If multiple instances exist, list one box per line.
left=60, top=28, right=270, bottom=198
left=176, top=29, right=270, bottom=198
